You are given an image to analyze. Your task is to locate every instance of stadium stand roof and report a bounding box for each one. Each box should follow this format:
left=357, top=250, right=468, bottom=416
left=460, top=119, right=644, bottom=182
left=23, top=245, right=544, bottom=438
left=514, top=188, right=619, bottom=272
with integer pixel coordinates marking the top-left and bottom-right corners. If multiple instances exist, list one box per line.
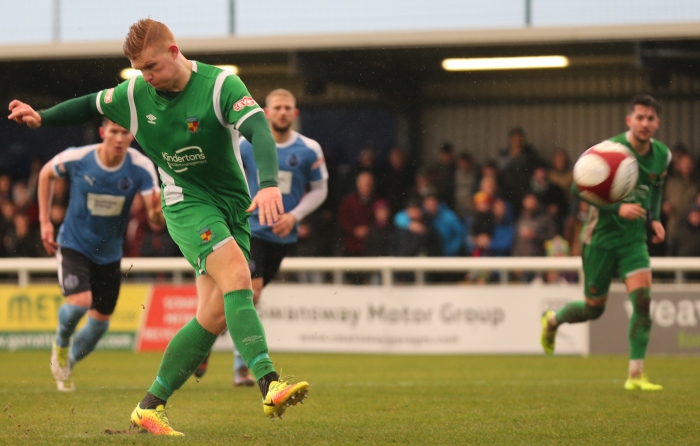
left=2, top=23, right=700, bottom=60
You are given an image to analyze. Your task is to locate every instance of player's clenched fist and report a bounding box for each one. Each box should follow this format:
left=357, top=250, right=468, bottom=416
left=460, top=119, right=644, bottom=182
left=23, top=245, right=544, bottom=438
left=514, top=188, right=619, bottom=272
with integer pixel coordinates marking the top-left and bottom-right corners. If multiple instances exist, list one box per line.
left=8, top=100, right=43, bottom=128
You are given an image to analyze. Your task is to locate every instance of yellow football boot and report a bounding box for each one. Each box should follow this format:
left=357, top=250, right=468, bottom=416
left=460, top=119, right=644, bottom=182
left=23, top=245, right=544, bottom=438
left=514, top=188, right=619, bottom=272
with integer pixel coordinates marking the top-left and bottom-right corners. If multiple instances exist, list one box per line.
left=540, top=310, right=557, bottom=355
left=263, top=378, right=309, bottom=420
left=130, top=404, right=184, bottom=436
left=624, top=374, right=663, bottom=391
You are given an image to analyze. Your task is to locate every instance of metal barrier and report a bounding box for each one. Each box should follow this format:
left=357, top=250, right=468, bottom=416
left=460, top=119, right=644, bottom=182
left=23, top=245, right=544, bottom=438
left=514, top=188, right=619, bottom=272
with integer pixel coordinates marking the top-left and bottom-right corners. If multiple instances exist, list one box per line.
left=2, top=257, right=700, bottom=287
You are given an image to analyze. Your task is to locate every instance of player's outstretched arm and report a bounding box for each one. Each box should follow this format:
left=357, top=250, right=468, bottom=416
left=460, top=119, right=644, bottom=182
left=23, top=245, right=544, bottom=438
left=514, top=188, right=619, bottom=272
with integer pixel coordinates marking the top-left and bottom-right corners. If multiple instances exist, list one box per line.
left=8, top=100, right=42, bottom=128
left=9, top=94, right=100, bottom=128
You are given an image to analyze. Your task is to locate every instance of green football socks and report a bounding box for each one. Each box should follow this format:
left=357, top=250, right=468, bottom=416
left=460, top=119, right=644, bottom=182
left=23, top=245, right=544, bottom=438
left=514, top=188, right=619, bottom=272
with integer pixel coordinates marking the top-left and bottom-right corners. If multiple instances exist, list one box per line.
left=223, top=289, right=276, bottom=380
left=148, top=318, right=217, bottom=401
left=629, top=288, right=652, bottom=360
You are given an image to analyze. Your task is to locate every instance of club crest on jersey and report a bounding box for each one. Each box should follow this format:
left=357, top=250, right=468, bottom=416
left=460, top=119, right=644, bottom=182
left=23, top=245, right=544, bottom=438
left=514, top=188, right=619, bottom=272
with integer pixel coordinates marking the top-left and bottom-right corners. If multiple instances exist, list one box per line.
left=286, top=154, right=301, bottom=168
left=118, top=177, right=133, bottom=191
left=233, top=96, right=257, bottom=111
left=186, top=116, right=200, bottom=134
left=199, top=227, right=214, bottom=244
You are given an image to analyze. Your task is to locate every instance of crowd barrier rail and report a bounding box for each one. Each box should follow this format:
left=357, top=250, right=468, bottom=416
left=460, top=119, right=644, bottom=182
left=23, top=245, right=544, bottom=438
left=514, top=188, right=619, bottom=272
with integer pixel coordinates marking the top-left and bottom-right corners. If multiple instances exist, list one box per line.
left=2, top=257, right=700, bottom=287
left=2, top=257, right=700, bottom=355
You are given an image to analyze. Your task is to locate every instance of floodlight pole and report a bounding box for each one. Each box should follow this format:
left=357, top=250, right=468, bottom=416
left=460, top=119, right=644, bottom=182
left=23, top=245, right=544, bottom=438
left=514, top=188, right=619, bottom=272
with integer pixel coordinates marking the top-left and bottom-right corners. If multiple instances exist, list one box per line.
left=229, top=0, right=236, bottom=35
left=52, top=0, right=61, bottom=42
left=525, top=0, right=532, bottom=27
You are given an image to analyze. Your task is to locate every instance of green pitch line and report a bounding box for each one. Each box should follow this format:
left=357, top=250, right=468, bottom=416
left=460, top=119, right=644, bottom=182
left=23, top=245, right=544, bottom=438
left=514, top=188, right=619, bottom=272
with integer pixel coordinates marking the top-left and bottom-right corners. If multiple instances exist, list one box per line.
left=0, top=352, right=698, bottom=445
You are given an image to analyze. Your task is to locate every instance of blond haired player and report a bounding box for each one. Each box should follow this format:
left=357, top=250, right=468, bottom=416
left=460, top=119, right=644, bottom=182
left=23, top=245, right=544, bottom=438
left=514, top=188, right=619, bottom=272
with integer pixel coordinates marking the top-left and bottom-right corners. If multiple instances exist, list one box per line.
left=9, top=19, right=309, bottom=435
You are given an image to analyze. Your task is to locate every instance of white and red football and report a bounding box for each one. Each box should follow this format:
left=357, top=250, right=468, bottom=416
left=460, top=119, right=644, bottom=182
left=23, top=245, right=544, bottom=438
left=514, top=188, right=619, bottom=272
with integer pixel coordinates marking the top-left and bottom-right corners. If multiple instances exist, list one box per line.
left=573, top=140, right=638, bottom=207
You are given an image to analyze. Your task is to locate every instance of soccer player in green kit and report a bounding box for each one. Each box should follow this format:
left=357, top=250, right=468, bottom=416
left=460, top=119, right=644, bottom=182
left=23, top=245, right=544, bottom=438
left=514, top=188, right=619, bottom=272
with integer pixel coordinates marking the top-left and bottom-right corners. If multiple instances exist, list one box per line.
left=541, top=95, right=668, bottom=391
left=8, top=19, right=309, bottom=435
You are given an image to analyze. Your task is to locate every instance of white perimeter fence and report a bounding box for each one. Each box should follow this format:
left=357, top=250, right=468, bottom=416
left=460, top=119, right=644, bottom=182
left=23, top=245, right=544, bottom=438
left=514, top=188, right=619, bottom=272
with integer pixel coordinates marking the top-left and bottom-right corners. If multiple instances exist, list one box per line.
left=3, top=257, right=700, bottom=287
left=2, top=257, right=700, bottom=355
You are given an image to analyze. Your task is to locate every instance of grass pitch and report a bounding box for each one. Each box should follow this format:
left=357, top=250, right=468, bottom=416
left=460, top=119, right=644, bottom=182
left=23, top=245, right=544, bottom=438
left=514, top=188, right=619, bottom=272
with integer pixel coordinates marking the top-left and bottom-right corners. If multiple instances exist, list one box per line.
left=0, top=351, right=698, bottom=445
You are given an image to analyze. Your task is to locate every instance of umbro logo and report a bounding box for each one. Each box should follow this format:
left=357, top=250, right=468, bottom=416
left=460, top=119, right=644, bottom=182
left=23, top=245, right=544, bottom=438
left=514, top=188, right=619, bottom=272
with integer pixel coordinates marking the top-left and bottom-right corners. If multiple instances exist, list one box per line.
left=242, top=335, right=263, bottom=345
left=146, top=114, right=157, bottom=124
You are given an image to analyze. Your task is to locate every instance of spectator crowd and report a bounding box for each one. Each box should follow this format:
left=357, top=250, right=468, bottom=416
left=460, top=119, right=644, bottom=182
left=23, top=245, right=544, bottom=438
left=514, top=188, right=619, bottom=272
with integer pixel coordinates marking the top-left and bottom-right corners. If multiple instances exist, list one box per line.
left=3, top=127, right=700, bottom=284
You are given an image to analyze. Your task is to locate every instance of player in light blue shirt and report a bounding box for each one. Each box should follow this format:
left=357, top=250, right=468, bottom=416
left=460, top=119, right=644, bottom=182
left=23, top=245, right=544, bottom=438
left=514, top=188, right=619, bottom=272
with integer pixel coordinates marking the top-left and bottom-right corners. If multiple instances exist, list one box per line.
left=194, top=89, right=328, bottom=384
left=39, top=119, right=162, bottom=391
left=241, top=106, right=328, bottom=245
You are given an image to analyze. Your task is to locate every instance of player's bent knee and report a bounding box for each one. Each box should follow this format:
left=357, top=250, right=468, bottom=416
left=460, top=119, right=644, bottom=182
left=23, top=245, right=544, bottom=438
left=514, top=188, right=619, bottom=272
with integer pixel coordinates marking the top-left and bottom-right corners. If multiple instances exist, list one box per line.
left=626, top=270, right=652, bottom=290
left=630, top=288, right=651, bottom=316
left=584, top=295, right=607, bottom=307
left=585, top=304, right=606, bottom=320
left=212, top=264, right=252, bottom=293
left=65, top=291, right=92, bottom=308
left=233, top=268, right=253, bottom=289
left=88, top=309, right=112, bottom=322
left=196, top=309, right=227, bottom=334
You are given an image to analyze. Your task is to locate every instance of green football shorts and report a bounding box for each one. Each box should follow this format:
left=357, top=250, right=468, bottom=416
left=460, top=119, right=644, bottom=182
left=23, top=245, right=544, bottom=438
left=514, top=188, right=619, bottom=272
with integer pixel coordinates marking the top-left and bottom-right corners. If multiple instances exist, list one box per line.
left=163, top=200, right=251, bottom=276
left=581, top=242, right=650, bottom=298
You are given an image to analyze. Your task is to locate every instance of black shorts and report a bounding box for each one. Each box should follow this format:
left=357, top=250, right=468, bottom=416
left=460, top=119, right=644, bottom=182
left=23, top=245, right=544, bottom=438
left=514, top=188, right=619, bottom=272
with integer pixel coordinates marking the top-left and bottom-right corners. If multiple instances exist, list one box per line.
left=248, top=237, right=292, bottom=286
left=57, top=246, right=122, bottom=315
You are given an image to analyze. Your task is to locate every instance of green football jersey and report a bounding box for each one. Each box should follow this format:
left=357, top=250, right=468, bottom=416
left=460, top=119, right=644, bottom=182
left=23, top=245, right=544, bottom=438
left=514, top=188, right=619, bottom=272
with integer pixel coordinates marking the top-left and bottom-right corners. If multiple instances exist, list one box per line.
left=96, top=61, right=266, bottom=212
left=581, top=133, right=671, bottom=248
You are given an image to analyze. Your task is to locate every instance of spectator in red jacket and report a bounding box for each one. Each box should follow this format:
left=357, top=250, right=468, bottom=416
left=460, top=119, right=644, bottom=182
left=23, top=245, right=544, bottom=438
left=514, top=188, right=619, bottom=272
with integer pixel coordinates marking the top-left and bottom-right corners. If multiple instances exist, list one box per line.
left=337, top=171, right=381, bottom=256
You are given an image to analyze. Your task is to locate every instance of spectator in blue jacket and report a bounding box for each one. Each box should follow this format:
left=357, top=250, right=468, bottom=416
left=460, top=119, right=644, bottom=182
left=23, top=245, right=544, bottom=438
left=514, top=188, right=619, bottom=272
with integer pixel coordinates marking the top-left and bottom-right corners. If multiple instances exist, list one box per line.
left=465, top=197, right=515, bottom=257
left=488, top=199, right=516, bottom=256
left=396, top=192, right=465, bottom=257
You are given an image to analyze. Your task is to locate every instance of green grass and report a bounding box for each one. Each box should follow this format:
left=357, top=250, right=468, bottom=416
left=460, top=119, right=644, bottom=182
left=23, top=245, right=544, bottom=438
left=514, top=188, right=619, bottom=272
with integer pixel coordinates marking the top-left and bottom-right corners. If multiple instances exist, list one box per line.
left=0, top=352, right=698, bottom=445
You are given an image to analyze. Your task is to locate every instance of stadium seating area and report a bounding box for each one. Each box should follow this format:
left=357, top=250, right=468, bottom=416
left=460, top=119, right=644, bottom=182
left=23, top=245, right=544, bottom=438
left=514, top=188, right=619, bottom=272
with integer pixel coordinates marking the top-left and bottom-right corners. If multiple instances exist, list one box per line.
left=2, top=125, right=699, bottom=285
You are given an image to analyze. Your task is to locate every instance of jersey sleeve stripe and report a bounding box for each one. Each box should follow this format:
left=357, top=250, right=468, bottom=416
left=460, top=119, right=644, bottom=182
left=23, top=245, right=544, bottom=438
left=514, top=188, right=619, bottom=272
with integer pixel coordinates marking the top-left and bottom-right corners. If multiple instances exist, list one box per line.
left=95, top=91, right=104, bottom=115
left=51, top=153, right=66, bottom=177
left=54, top=145, right=96, bottom=163
left=213, top=71, right=233, bottom=127
left=298, top=134, right=329, bottom=180
left=51, top=145, right=96, bottom=176
left=127, top=76, right=139, bottom=136
left=235, top=108, right=263, bottom=130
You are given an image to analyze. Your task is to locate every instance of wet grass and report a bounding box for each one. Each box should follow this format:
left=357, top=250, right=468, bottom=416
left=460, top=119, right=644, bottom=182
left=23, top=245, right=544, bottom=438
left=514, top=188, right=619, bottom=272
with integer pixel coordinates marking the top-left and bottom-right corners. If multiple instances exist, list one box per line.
left=0, top=352, right=697, bottom=445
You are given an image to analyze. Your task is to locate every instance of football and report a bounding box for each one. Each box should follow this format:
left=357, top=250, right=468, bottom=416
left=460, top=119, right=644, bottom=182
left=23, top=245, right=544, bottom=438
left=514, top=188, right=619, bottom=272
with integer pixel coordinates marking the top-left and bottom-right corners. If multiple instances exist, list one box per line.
left=573, top=140, right=638, bottom=206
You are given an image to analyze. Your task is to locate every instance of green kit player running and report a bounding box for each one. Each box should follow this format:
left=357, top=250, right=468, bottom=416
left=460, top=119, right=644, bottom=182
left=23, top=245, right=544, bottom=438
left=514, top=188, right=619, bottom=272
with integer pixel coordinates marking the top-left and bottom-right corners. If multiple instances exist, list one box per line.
left=8, top=19, right=309, bottom=435
left=541, top=95, right=669, bottom=391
